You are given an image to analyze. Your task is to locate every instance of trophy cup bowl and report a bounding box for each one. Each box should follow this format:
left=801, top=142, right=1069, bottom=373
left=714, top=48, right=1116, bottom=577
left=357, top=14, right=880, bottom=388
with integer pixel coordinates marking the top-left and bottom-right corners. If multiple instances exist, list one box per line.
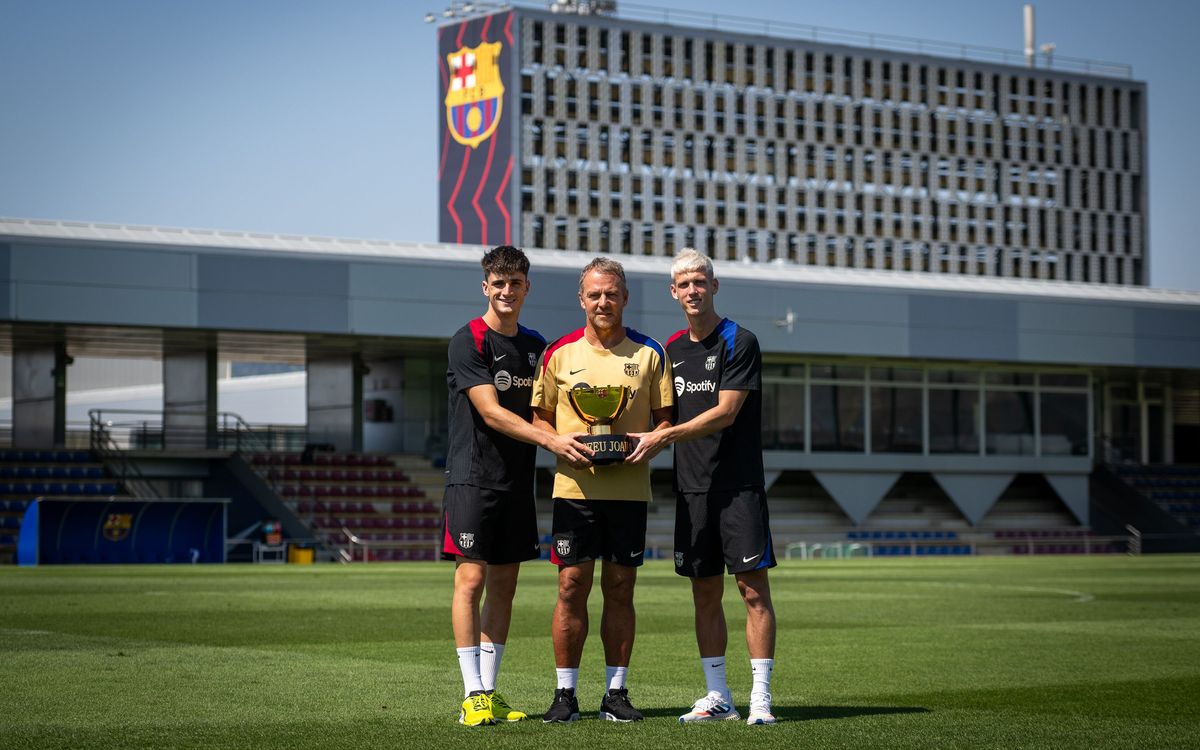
left=567, top=385, right=633, bottom=465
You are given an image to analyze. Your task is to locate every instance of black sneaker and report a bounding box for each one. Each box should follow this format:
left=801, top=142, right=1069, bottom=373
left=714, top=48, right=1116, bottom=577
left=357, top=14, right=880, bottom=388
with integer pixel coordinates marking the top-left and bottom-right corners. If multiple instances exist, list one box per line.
left=543, top=687, right=580, bottom=723
left=599, top=688, right=644, bottom=722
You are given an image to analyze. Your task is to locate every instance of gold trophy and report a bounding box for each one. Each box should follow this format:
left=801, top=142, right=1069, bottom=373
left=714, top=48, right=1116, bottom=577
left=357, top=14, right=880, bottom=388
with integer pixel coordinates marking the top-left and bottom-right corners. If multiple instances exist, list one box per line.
left=567, top=385, right=633, bottom=465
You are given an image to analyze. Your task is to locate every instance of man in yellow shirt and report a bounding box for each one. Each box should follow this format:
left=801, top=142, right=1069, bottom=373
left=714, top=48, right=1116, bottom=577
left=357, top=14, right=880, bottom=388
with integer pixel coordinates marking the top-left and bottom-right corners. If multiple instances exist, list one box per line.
left=532, top=257, right=674, bottom=723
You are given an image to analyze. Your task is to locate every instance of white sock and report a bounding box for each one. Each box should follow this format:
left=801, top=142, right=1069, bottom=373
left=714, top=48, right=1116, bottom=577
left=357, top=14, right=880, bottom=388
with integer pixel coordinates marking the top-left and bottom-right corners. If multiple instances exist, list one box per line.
left=479, top=641, right=504, bottom=692
left=605, top=665, right=627, bottom=691
left=556, top=667, right=579, bottom=691
left=701, top=656, right=729, bottom=698
left=750, top=658, right=774, bottom=696
left=457, top=646, right=484, bottom=696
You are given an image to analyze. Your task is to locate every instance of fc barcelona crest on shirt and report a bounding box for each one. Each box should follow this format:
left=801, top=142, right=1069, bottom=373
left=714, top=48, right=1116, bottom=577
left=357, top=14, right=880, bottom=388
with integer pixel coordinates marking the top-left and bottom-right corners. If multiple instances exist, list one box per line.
left=445, top=42, right=504, bottom=149
left=103, top=513, right=133, bottom=542
left=625, top=363, right=640, bottom=377
left=705, top=355, right=718, bottom=371
left=459, top=532, right=475, bottom=550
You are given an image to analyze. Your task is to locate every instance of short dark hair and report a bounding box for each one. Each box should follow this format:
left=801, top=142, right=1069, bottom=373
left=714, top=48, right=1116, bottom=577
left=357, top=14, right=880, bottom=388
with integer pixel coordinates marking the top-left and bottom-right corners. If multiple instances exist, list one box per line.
left=579, top=256, right=627, bottom=292
left=481, top=245, right=530, bottom=278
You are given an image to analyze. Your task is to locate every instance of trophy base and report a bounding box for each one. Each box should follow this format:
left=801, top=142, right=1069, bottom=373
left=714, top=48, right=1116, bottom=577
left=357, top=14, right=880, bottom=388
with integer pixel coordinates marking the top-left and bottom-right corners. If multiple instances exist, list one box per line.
left=581, top=434, right=631, bottom=466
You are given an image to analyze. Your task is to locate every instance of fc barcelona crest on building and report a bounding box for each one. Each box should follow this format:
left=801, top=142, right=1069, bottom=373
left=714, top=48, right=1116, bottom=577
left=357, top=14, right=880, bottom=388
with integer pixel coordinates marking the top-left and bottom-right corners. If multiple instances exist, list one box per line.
left=445, top=42, right=504, bottom=149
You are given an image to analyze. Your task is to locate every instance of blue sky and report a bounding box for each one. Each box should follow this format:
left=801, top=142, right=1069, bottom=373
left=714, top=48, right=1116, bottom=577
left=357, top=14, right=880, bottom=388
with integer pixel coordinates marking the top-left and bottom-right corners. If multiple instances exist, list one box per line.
left=2, top=0, right=1197, bottom=290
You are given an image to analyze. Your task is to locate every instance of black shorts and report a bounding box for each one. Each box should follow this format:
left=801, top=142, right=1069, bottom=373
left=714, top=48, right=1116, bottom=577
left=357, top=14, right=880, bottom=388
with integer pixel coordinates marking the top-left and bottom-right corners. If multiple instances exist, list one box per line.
left=441, top=484, right=539, bottom=565
left=674, top=487, right=776, bottom=577
left=550, top=498, right=648, bottom=567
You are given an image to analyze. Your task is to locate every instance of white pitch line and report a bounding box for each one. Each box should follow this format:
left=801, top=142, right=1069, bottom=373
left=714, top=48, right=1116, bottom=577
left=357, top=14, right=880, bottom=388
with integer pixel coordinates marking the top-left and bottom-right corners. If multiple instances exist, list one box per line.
left=917, top=581, right=1095, bottom=603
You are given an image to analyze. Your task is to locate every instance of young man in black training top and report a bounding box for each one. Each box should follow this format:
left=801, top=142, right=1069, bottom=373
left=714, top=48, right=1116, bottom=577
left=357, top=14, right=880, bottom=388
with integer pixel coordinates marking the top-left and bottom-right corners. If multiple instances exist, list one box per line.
left=443, top=245, right=592, bottom=727
left=627, top=248, right=778, bottom=725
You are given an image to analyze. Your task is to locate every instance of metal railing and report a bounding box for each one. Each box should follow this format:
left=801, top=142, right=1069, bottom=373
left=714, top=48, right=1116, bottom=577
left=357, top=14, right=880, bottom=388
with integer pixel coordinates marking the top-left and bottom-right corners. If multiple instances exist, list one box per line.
left=88, top=413, right=161, bottom=499
left=492, top=1, right=1133, bottom=78
left=339, top=527, right=438, bottom=563
left=87, top=409, right=308, bottom=453
left=783, top=531, right=1136, bottom=559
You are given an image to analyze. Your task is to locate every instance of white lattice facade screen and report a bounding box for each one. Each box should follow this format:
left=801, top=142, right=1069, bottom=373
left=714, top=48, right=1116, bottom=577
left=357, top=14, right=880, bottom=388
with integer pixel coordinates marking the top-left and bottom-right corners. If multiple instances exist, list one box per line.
left=515, top=15, right=1146, bottom=285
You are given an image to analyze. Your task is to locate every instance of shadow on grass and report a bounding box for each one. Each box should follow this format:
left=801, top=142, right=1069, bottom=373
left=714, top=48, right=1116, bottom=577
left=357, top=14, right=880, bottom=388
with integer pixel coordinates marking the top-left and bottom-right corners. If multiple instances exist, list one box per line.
left=639, top=705, right=931, bottom=721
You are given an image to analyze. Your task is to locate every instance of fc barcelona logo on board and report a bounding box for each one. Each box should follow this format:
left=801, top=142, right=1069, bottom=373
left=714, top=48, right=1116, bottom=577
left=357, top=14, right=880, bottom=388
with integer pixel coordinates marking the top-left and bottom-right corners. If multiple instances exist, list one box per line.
left=103, top=513, right=133, bottom=542
left=445, top=42, right=504, bottom=149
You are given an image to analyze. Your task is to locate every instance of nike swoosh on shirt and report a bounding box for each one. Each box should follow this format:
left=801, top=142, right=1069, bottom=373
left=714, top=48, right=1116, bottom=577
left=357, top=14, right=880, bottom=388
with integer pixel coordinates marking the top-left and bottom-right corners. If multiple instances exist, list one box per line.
left=493, top=354, right=507, bottom=361
left=630, top=550, right=644, bottom=558
left=569, top=368, right=586, bottom=375
left=673, top=362, right=685, bottom=368
left=742, top=554, right=761, bottom=563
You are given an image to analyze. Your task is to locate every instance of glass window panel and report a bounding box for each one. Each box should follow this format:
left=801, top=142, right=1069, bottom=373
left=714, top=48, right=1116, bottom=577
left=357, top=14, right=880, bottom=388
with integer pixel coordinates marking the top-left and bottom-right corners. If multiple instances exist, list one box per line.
left=811, top=384, right=865, bottom=451
left=1040, top=373, right=1088, bottom=389
left=811, top=364, right=865, bottom=381
left=1040, top=392, right=1088, bottom=456
left=929, top=388, right=979, bottom=453
left=985, top=390, right=1036, bottom=455
left=762, top=381, right=805, bottom=450
left=985, top=371, right=1034, bottom=386
left=870, top=386, right=923, bottom=453
left=928, top=369, right=978, bottom=385
left=871, top=367, right=922, bottom=383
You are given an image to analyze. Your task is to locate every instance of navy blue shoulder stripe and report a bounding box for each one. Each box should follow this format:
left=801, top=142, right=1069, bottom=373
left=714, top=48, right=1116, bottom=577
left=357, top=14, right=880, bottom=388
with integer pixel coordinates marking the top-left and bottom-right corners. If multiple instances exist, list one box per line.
left=518, top=323, right=547, bottom=345
left=717, top=318, right=738, bottom=364
left=625, top=327, right=665, bottom=372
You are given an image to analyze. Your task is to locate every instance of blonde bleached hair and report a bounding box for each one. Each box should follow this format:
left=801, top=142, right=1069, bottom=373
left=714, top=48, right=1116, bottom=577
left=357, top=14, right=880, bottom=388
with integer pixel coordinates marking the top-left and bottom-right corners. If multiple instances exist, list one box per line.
left=671, top=248, right=714, bottom=281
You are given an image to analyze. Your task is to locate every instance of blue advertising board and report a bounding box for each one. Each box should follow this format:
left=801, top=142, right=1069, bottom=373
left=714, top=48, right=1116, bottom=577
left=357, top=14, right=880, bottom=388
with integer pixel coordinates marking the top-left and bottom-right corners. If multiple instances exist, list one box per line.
left=17, top=498, right=227, bottom=565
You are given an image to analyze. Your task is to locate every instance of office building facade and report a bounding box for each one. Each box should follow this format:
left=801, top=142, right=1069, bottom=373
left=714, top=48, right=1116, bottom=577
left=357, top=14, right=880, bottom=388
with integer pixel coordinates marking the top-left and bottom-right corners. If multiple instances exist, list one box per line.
left=438, top=3, right=1147, bottom=284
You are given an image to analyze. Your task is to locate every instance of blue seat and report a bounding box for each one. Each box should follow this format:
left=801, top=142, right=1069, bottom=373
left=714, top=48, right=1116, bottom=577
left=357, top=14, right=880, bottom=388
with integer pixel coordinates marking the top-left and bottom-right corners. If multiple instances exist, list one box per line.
left=15, top=467, right=33, bottom=478
left=34, top=467, right=50, bottom=479
left=86, top=467, right=104, bottom=479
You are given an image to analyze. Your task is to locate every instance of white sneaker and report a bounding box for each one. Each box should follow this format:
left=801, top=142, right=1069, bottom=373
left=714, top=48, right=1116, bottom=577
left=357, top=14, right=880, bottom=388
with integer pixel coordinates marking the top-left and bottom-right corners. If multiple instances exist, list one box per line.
left=746, top=692, right=776, bottom=725
left=678, top=690, right=741, bottom=723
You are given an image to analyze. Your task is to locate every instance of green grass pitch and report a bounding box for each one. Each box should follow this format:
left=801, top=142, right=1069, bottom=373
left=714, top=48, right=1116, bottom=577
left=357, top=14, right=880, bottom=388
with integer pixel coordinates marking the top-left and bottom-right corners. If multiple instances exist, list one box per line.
left=2, top=556, right=1199, bottom=749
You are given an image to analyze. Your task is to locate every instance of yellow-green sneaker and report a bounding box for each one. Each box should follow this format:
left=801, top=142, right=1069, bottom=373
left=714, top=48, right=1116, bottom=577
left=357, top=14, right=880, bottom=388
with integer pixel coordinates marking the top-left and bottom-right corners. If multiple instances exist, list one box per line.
left=459, top=691, right=495, bottom=726
left=487, top=691, right=528, bottom=722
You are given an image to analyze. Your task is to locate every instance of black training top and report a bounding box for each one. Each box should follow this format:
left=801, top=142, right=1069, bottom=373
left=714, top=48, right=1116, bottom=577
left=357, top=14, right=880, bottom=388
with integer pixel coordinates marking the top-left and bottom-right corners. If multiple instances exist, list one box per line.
left=665, top=317, right=764, bottom=493
left=445, top=317, right=546, bottom=493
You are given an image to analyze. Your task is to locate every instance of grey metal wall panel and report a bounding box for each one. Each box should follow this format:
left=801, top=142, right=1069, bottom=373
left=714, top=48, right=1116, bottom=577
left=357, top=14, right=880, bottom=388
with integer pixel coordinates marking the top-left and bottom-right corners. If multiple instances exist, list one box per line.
left=198, top=255, right=347, bottom=296
left=0, top=244, right=10, bottom=319
left=11, top=243, right=192, bottom=289
left=350, top=299, right=481, bottom=337
left=1134, top=307, right=1200, bottom=368
left=1017, top=301, right=1136, bottom=338
left=15, top=282, right=197, bottom=326
left=908, top=295, right=1019, bottom=361
left=1016, top=300, right=1138, bottom=363
left=349, top=261, right=473, bottom=301
left=1017, top=332, right=1137, bottom=366
left=198, top=291, right=347, bottom=333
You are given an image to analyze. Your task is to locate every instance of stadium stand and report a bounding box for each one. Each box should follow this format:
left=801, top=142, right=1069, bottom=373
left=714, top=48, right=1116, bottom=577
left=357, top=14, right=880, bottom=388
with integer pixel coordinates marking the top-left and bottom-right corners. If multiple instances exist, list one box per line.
left=1114, top=465, right=1200, bottom=531
left=0, top=450, right=130, bottom=563
left=250, top=452, right=441, bottom=561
